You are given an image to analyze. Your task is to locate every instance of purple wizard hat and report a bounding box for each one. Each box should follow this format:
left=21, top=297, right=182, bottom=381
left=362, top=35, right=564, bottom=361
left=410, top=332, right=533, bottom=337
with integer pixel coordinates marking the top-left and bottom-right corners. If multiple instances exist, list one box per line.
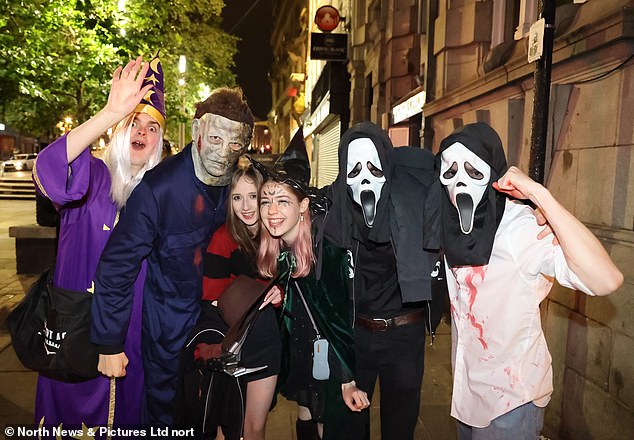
left=134, top=55, right=166, bottom=129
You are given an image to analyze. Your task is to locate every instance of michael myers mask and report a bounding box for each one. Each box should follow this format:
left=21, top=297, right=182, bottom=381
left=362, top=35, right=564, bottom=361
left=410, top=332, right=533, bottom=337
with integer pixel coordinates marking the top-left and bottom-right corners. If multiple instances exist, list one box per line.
left=191, top=113, right=251, bottom=186
left=346, top=137, right=386, bottom=227
left=440, top=142, right=491, bottom=234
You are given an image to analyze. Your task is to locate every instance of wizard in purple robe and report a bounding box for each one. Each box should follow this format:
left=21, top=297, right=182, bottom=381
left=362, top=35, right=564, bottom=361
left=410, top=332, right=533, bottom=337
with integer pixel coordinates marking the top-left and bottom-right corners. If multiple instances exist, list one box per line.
left=32, top=55, right=166, bottom=435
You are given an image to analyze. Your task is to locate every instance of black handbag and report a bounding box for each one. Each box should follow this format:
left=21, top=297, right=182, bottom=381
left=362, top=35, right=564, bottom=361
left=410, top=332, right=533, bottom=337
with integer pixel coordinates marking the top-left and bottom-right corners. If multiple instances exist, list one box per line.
left=5, top=268, right=100, bottom=382
left=174, top=301, right=246, bottom=439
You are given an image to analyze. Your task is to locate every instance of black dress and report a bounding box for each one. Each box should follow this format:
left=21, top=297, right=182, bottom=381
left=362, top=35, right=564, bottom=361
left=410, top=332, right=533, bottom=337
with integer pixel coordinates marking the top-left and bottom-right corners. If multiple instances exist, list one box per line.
left=279, top=287, right=327, bottom=421
left=275, top=242, right=356, bottom=439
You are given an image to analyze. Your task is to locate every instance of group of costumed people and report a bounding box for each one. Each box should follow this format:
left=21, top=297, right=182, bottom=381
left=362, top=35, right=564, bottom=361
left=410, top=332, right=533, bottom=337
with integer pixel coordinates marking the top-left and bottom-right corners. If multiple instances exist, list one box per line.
left=25, top=52, right=622, bottom=440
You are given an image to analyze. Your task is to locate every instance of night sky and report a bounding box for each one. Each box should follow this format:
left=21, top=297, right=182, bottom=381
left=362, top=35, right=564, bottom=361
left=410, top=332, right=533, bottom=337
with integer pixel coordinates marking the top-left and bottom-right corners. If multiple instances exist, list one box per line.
left=221, top=0, right=274, bottom=121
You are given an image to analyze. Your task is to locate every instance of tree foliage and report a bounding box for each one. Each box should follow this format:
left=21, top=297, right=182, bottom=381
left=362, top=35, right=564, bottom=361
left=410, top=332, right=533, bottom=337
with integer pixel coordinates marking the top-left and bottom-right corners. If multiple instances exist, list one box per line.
left=0, top=0, right=237, bottom=142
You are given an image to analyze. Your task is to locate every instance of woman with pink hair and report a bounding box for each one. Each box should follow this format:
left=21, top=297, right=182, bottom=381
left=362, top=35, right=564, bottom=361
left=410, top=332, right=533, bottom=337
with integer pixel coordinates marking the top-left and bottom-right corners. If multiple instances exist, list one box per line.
left=256, top=167, right=370, bottom=440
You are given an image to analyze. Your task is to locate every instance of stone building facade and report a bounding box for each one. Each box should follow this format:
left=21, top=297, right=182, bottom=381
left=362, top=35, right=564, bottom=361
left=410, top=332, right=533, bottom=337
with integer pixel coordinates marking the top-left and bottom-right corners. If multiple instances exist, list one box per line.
left=269, top=0, right=633, bottom=436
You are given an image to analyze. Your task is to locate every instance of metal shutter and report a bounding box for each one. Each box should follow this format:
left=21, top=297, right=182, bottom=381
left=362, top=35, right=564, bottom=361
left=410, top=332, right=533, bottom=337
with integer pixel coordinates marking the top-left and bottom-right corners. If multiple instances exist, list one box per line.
left=314, top=118, right=340, bottom=188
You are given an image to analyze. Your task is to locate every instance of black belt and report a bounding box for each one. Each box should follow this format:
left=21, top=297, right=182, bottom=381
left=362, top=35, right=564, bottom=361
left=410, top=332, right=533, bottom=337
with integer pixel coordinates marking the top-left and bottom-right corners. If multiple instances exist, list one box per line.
left=356, top=309, right=426, bottom=332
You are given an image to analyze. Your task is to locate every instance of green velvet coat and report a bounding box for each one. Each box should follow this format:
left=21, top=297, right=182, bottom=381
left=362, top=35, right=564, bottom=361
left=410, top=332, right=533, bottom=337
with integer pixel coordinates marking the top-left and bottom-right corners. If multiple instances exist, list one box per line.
left=276, top=238, right=355, bottom=439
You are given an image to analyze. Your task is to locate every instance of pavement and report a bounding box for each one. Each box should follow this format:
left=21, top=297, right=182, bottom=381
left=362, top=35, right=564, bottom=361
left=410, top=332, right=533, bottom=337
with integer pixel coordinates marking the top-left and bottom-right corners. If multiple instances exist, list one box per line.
left=0, top=199, right=457, bottom=439
left=0, top=199, right=40, bottom=428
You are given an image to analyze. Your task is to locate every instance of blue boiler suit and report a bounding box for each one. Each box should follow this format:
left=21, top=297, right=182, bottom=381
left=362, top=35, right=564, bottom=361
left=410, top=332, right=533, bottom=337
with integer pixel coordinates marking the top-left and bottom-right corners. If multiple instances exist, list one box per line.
left=91, top=144, right=228, bottom=425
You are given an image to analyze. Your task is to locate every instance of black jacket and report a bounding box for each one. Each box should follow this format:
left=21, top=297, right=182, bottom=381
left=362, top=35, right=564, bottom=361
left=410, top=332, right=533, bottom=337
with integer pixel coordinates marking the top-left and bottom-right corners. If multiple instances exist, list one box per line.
left=322, top=122, right=444, bottom=334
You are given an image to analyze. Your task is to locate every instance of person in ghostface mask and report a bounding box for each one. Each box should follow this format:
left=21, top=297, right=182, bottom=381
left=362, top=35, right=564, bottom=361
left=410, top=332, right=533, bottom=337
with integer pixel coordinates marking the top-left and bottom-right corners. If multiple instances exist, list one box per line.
left=346, top=137, right=386, bottom=227
left=436, top=122, right=623, bottom=440
left=323, top=121, right=441, bottom=440
left=91, top=87, right=254, bottom=426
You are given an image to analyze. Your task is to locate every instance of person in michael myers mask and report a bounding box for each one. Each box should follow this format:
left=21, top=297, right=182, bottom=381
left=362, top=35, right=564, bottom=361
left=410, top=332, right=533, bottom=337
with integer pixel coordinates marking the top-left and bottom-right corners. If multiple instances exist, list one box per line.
left=436, top=122, right=622, bottom=439
left=92, top=87, right=254, bottom=426
left=323, top=121, right=442, bottom=440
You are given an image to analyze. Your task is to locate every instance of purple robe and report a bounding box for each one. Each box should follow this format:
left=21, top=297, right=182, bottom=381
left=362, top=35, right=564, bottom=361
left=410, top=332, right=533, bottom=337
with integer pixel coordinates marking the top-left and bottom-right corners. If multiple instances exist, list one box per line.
left=32, top=136, right=145, bottom=435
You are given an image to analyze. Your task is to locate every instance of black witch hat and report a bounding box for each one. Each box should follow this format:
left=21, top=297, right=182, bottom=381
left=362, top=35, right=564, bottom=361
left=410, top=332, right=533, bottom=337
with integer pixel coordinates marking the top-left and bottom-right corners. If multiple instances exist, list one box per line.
left=274, top=126, right=310, bottom=185
left=250, top=126, right=329, bottom=216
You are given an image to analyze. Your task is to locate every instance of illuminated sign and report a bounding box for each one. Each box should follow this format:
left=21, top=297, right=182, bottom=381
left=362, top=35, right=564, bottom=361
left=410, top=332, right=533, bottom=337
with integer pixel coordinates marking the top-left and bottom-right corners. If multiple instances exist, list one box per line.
left=310, top=33, right=347, bottom=61
left=391, top=91, right=426, bottom=124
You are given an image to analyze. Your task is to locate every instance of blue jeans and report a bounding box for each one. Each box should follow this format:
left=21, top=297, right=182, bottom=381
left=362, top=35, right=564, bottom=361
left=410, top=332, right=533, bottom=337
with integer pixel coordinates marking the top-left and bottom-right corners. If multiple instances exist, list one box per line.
left=456, top=402, right=545, bottom=440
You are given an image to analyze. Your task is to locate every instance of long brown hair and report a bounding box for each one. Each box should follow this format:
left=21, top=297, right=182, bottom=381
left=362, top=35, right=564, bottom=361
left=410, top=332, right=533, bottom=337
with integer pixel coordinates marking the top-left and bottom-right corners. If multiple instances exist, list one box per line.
left=227, top=158, right=263, bottom=260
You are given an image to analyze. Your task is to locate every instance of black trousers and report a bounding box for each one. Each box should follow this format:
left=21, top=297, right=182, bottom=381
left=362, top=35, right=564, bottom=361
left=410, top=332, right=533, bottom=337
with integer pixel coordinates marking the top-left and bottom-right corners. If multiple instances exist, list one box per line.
left=347, top=319, right=426, bottom=440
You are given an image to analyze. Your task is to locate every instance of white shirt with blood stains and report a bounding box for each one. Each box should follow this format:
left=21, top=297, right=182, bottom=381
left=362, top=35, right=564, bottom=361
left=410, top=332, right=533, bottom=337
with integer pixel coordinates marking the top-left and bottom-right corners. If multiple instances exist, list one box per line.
left=445, top=199, right=592, bottom=428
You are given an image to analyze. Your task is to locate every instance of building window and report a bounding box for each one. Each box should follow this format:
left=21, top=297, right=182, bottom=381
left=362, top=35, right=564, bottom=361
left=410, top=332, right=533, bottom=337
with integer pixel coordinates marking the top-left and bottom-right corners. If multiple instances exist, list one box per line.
left=515, top=0, right=580, bottom=40
left=417, top=0, right=427, bottom=34
left=492, top=0, right=520, bottom=48
left=515, top=0, right=537, bottom=40
left=354, top=0, right=367, bottom=28
left=485, top=0, right=520, bottom=72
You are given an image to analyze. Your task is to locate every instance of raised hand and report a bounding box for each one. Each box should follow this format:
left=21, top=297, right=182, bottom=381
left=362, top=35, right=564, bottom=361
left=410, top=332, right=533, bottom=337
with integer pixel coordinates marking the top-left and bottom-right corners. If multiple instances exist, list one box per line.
left=65, top=55, right=153, bottom=163
left=492, top=166, right=541, bottom=201
left=104, top=56, right=153, bottom=120
left=495, top=166, right=622, bottom=296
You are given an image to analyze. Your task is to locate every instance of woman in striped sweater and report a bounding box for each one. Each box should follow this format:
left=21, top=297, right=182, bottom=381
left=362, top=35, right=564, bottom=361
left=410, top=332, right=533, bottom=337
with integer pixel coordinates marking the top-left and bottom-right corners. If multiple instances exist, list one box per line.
left=202, top=157, right=282, bottom=440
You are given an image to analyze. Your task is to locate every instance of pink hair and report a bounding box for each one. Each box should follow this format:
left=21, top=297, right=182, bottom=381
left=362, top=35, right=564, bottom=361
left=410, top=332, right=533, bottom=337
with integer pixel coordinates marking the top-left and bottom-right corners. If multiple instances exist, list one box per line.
left=257, top=181, right=314, bottom=279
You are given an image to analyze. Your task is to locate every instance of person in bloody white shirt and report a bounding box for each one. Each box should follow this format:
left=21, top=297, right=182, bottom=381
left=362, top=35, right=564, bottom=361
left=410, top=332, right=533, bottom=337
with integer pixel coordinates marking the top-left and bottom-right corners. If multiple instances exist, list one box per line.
left=435, top=122, right=623, bottom=440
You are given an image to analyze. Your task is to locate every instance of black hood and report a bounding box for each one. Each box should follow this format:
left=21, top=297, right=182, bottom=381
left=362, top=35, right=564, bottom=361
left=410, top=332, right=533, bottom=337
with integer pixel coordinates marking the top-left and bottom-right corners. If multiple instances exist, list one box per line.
left=437, top=122, right=508, bottom=266
left=325, top=122, right=393, bottom=248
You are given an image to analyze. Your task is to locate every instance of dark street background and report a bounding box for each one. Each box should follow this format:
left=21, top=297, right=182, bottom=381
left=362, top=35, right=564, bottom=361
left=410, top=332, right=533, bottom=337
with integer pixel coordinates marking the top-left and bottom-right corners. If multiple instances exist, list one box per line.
left=222, top=0, right=274, bottom=120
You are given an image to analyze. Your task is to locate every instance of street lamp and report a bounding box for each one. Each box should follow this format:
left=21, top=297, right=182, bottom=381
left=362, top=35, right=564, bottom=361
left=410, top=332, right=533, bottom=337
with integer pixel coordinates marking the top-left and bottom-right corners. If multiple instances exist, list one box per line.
left=198, top=83, right=211, bottom=101
left=118, top=0, right=127, bottom=36
left=178, top=55, right=186, bottom=150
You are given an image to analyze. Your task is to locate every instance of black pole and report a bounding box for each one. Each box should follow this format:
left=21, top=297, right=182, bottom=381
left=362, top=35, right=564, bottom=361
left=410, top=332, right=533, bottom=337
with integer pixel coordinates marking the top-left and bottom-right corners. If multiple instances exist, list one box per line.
left=422, top=0, right=438, bottom=151
left=528, top=0, right=556, bottom=184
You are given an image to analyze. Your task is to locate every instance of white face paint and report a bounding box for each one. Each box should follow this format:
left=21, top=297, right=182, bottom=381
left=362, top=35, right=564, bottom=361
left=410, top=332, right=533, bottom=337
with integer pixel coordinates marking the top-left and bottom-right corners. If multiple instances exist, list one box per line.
left=439, top=142, right=491, bottom=234
left=346, top=138, right=386, bottom=227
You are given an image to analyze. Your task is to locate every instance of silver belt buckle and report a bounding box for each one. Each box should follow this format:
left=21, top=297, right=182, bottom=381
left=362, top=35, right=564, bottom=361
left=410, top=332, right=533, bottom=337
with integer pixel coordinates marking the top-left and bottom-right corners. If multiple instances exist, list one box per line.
left=372, top=317, right=389, bottom=331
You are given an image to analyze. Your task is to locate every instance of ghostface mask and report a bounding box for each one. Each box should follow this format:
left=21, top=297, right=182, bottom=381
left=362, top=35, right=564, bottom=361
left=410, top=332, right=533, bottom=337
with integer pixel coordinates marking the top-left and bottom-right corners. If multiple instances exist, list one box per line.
left=346, top=137, right=386, bottom=227
left=439, top=142, right=491, bottom=234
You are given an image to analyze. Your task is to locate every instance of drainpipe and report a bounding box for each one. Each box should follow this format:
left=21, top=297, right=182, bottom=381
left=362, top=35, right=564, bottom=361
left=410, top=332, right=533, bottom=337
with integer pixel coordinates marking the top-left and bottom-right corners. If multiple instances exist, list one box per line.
left=422, top=0, right=438, bottom=151
left=528, top=0, right=556, bottom=184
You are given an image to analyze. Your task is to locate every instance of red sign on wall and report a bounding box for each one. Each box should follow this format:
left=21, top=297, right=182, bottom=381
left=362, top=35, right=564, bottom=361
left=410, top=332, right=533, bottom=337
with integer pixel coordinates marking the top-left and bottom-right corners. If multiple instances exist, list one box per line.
left=314, top=5, right=341, bottom=32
